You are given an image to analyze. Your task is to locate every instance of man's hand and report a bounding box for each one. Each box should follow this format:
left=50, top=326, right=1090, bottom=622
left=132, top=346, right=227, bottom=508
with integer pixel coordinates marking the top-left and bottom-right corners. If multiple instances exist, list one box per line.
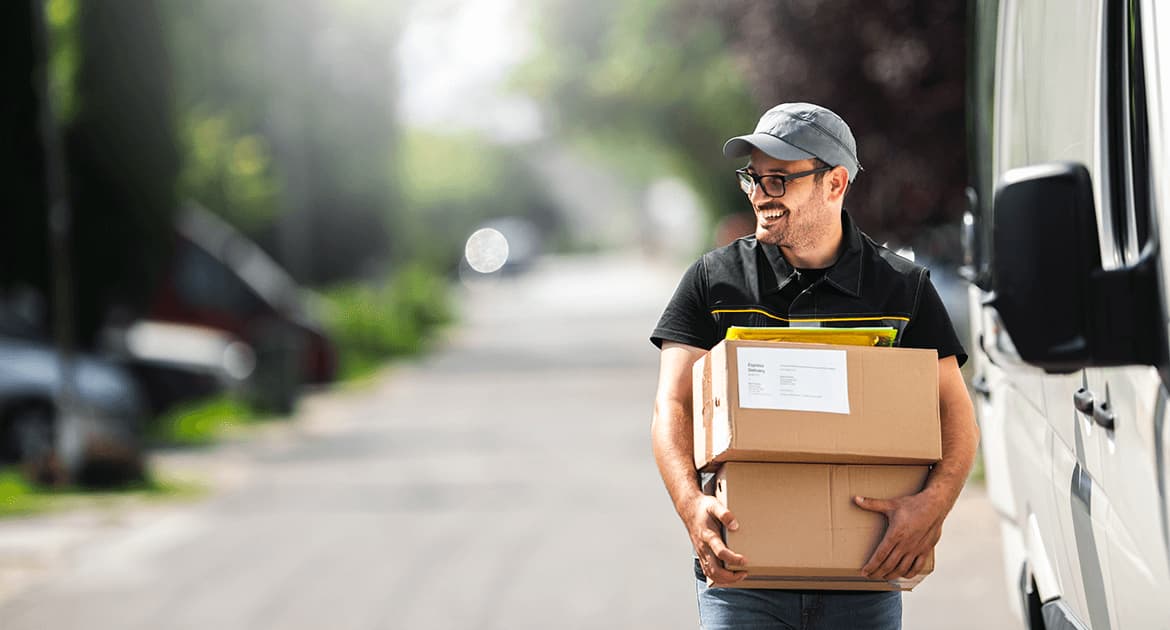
left=685, top=494, right=748, bottom=585
left=853, top=490, right=947, bottom=580
left=853, top=355, right=978, bottom=581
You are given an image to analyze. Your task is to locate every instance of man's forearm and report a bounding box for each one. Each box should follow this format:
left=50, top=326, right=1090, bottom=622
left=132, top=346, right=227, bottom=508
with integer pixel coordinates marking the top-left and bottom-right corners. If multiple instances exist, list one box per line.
left=652, top=398, right=703, bottom=518
left=922, top=387, right=979, bottom=509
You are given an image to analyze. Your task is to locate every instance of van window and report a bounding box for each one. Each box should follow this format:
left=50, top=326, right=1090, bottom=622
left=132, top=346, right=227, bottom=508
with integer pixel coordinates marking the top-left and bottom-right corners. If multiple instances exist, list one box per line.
left=1126, top=0, right=1151, bottom=253
left=1108, top=0, right=1152, bottom=263
left=970, top=0, right=1000, bottom=286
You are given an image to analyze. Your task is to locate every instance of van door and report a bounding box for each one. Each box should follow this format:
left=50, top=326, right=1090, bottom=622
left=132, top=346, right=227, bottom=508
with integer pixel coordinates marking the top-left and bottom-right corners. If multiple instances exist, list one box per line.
left=990, top=2, right=1106, bottom=624
left=1009, top=0, right=1117, bottom=625
left=988, top=4, right=1088, bottom=620
left=1082, top=0, right=1170, bottom=625
left=1044, top=368, right=1116, bottom=629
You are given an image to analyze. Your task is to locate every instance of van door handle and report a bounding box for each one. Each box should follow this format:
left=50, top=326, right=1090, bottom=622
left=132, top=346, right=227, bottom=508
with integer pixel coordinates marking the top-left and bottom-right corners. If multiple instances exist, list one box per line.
left=1073, top=388, right=1094, bottom=415
left=972, top=374, right=991, bottom=400
left=1093, top=401, right=1116, bottom=430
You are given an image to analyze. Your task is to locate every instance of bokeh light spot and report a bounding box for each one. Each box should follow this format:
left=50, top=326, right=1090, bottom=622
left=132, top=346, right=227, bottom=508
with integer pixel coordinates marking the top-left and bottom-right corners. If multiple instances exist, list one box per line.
left=464, top=228, right=509, bottom=273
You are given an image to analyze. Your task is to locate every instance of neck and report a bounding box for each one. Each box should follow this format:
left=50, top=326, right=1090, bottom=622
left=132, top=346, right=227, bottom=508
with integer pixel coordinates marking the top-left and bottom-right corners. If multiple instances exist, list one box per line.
left=781, top=212, right=845, bottom=269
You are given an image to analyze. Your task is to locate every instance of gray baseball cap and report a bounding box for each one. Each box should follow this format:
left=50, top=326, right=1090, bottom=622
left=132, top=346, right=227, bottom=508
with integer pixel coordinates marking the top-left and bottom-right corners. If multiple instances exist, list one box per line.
left=723, top=102, right=862, bottom=182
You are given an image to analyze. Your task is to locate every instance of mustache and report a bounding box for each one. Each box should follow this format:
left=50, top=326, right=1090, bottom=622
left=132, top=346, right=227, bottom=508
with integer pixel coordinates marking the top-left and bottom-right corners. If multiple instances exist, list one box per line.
left=755, top=202, right=788, bottom=213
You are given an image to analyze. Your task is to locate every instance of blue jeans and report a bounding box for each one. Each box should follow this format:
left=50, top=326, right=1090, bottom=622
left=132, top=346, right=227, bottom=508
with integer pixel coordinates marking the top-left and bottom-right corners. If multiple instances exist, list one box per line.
left=694, top=561, right=902, bottom=629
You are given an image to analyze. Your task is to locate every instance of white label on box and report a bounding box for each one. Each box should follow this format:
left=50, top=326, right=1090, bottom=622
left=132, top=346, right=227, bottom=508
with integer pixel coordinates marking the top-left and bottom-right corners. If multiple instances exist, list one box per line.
left=736, top=347, right=850, bottom=414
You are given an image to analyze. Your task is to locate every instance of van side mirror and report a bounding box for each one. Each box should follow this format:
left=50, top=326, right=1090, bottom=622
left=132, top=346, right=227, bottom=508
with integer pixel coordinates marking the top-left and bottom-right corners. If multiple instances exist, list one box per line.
left=989, top=162, right=1161, bottom=372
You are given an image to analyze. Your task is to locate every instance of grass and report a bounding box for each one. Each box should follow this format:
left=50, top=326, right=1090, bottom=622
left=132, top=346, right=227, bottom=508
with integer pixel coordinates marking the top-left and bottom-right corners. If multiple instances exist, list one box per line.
left=148, top=395, right=261, bottom=447
left=0, top=467, right=208, bottom=518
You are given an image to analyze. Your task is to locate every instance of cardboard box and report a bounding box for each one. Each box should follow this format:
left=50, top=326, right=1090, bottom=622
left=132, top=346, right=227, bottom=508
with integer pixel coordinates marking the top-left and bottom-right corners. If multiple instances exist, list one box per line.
left=708, top=462, right=933, bottom=591
left=693, top=339, right=940, bottom=470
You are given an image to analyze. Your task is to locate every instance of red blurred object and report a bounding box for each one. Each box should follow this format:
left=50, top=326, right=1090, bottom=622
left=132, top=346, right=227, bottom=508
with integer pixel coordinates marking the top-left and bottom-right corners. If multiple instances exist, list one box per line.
left=148, top=204, right=337, bottom=410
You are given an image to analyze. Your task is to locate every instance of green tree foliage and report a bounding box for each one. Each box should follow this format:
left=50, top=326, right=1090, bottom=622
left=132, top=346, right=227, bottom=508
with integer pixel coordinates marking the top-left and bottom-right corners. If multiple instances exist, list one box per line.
left=45, top=0, right=80, bottom=124
left=519, top=0, right=758, bottom=222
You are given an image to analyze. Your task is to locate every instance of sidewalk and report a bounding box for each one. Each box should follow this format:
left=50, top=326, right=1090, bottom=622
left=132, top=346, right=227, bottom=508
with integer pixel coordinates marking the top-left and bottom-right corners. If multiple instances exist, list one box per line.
left=0, top=382, right=368, bottom=607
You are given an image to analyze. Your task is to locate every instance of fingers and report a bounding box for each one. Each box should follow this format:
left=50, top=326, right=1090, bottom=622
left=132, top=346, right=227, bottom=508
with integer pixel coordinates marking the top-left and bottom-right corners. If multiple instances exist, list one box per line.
left=697, top=549, right=748, bottom=585
left=871, top=549, right=906, bottom=580
left=853, top=495, right=894, bottom=514
left=861, top=534, right=895, bottom=577
left=864, top=531, right=933, bottom=579
left=889, top=551, right=917, bottom=580
left=689, top=498, right=748, bottom=585
left=707, top=501, right=740, bottom=531
left=700, top=500, right=746, bottom=566
left=874, top=529, right=923, bottom=580
left=905, top=554, right=928, bottom=578
left=704, top=531, right=747, bottom=567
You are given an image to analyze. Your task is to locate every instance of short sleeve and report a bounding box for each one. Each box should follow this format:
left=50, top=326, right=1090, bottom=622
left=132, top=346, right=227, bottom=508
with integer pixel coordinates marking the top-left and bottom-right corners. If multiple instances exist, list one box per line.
left=899, top=271, right=968, bottom=367
left=650, top=258, right=719, bottom=350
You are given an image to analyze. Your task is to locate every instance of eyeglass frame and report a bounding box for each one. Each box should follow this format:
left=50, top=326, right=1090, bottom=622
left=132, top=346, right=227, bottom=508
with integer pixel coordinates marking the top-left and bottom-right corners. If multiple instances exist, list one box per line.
left=735, top=165, right=834, bottom=198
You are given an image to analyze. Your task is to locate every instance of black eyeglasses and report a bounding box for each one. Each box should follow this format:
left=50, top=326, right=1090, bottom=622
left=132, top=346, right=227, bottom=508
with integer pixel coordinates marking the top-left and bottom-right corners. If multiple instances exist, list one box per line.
left=735, top=165, right=833, bottom=197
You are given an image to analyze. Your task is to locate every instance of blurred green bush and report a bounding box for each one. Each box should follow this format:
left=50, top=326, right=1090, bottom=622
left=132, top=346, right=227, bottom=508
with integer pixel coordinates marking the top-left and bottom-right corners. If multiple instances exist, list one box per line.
left=321, top=264, right=454, bottom=381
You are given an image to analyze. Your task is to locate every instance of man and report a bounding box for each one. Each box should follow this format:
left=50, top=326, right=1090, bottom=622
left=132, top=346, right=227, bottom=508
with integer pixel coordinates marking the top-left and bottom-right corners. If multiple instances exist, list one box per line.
left=650, top=102, right=978, bottom=629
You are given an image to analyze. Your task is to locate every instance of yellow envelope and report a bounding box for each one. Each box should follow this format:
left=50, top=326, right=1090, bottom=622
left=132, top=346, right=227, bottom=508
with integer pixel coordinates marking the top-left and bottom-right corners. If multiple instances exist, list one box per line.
left=724, top=326, right=898, bottom=347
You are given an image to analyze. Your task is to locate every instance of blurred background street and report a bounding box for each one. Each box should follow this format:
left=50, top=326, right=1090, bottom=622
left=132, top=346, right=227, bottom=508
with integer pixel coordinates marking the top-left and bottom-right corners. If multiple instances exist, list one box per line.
left=0, top=0, right=1016, bottom=628
left=0, top=254, right=1014, bottom=629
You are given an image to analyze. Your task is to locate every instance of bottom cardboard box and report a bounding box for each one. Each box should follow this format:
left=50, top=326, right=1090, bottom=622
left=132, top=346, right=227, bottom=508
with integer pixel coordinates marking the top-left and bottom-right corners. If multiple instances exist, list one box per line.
left=707, top=462, right=933, bottom=591
left=711, top=574, right=925, bottom=591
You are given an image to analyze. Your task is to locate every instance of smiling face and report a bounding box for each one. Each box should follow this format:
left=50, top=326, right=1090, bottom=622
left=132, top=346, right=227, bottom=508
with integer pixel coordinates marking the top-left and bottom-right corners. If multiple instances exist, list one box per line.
left=745, top=149, right=844, bottom=252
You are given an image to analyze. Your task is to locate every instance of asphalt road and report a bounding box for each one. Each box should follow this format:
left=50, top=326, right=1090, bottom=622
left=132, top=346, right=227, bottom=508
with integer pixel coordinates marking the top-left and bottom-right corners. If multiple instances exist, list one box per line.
left=0, top=254, right=1019, bottom=629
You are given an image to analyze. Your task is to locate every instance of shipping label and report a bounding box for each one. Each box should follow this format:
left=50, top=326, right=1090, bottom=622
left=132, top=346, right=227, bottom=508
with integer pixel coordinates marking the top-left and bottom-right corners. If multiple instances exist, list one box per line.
left=736, top=347, right=850, bottom=414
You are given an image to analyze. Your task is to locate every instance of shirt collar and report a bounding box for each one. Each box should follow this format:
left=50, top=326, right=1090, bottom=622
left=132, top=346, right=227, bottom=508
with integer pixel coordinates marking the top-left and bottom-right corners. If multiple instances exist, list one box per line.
left=761, top=210, right=864, bottom=298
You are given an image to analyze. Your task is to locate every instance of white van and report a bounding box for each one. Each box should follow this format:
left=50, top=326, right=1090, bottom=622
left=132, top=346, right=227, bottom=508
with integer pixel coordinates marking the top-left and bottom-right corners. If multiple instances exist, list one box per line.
left=966, top=0, right=1170, bottom=628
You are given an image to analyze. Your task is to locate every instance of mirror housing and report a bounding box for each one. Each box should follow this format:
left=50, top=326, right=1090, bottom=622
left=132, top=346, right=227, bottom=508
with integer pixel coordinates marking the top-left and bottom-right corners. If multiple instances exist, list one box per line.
left=989, top=162, right=1160, bottom=372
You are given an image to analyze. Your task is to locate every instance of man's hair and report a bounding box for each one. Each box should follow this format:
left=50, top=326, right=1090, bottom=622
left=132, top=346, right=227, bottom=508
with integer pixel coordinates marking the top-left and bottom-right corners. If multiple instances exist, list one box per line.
left=811, top=158, right=830, bottom=184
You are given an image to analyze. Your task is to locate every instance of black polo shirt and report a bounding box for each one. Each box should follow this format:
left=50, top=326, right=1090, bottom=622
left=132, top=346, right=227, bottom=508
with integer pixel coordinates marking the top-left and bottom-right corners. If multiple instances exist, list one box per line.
left=651, top=211, right=967, bottom=366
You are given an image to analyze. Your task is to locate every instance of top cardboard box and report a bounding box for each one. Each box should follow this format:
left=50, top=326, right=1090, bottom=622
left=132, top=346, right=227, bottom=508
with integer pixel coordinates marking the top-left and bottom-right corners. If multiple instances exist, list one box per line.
left=693, top=339, right=940, bottom=470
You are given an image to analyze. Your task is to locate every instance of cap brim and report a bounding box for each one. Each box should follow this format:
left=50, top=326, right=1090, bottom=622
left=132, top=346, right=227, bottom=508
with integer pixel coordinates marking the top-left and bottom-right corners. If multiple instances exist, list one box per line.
left=723, top=134, right=817, bottom=161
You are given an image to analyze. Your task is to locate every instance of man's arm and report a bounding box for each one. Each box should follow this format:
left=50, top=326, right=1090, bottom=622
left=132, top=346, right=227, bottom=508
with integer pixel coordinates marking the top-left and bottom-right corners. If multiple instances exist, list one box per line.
left=651, top=341, right=747, bottom=585
left=855, top=354, right=980, bottom=579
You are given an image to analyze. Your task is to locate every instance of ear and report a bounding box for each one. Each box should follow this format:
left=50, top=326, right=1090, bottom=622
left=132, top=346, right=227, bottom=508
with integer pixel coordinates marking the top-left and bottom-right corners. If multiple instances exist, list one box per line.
left=824, top=166, right=849, bottom=202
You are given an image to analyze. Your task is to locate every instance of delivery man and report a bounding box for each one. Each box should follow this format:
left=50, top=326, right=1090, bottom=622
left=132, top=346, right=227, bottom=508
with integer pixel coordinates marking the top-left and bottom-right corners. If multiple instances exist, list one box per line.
left=650, top=102, right=978, bottom=629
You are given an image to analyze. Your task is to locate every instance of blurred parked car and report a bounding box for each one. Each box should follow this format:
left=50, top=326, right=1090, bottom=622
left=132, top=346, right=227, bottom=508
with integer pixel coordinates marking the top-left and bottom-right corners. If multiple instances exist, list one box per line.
left=0, top=326, right=147, bottom=485
left=148, top=203, right=337, bottom=413
left=103, top=319, right=256, bottom=416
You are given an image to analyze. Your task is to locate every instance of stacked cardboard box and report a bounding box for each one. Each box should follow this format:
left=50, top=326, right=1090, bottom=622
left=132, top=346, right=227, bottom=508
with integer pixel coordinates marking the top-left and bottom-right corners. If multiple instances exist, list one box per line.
left=692, top=339, right=940, bottom=590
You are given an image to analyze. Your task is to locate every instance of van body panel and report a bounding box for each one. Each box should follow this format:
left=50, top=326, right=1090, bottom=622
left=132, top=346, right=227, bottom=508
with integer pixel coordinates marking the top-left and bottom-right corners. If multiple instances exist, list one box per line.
left=972, top=0, right=1170, bottom=626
